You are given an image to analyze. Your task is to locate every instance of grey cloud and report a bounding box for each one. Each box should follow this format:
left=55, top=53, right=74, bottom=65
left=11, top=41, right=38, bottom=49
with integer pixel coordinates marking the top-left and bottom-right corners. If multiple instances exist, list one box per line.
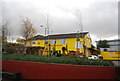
left=81, top=2, right=118, bottom=38
left=1, top=1, right=118, bottom=42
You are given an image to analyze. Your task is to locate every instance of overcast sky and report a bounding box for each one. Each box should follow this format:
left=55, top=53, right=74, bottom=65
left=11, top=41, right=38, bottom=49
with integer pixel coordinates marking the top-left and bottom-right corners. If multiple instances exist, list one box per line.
left=1, top=0, right=119, bottom=46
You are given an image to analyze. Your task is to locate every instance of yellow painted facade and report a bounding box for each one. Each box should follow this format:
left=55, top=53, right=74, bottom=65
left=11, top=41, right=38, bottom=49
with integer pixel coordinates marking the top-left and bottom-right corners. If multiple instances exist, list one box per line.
left=26, top=34, right=92, bottom=56
left=100, top=51, right=120, bottom=60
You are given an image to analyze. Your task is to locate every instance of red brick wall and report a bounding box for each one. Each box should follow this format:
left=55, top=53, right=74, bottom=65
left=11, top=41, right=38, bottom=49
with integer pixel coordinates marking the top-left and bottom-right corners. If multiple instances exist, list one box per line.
left=2, top=60, right=116, bottom=79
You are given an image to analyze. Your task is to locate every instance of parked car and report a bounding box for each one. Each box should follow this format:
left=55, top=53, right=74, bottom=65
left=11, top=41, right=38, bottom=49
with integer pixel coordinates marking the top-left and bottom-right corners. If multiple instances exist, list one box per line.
left=87, top=55, right=98, bottom=59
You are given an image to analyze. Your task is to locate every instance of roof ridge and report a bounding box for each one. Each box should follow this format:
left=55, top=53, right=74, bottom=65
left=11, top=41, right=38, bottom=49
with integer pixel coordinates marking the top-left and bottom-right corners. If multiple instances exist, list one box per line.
left=48, top=32, right=88, bottom=36
left=26, top=32, right=89, bottom=40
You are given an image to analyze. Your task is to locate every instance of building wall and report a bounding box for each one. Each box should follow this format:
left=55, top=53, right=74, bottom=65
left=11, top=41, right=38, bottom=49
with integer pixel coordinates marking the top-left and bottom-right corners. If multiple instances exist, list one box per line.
left=84, top=36, right=91, bottom=48
left=26, top=36, right=92, bottom=56
left=108, top=40, right=120, bottom=51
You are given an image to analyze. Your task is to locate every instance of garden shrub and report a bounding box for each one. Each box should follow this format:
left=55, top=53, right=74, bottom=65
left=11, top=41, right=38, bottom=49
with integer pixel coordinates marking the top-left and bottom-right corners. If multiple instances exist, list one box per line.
left=2, top=53, right=114, bottom=66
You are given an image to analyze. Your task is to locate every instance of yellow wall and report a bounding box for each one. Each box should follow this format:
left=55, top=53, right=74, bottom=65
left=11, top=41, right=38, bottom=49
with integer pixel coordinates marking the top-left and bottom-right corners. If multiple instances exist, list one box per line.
left=26, top=40, right=44, bottom=47
left=84, top=36, right=91, bottom=48
left=100, top=51, right=120, bottom=60
left=26, top=36, right=92, bottom=55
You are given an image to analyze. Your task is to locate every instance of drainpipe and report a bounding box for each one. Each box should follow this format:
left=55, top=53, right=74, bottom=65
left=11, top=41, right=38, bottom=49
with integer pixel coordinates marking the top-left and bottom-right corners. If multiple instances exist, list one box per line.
left=83, top=36, right=86, bottom=58
left=76, top=31, right=79, bottom=55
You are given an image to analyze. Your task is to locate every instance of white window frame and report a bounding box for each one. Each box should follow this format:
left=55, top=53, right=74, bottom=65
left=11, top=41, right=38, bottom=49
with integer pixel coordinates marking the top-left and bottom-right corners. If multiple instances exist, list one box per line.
left=60, top=39, right=66, bottom=44
left=44, top=40, right=48, bottom=44
left=75, top=43, right=83, bottom=48
left=51, top=39, right=56, bottom=44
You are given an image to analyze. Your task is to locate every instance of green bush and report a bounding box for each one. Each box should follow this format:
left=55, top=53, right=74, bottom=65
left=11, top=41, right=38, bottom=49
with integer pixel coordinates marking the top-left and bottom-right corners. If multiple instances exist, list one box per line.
left=57, top=53, right=62, bottom=57
left=2, top=53, right=114, bottom=66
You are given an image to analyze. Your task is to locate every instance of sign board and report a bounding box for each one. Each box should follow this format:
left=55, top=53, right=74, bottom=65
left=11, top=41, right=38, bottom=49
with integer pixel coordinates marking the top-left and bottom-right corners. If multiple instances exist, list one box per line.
left=109, top=53, right=115, bottom=55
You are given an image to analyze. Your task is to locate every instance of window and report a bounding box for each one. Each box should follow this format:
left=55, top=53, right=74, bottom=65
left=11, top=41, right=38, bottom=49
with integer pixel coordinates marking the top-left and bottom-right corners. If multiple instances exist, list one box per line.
left=51, top=39, right=56, bottom=44
left=32, top=41, right=36, bottom=44
left=103, top=49, right=107, bottom=51
left=108, top=42, right=114, bottom=45
left=75, top=43, right=83, bottom=48
left=89, top=55, right=92, bottom=57
left=60, top=39, right=66, bottom=44
left=115, top=41, right=118, bottom=44
left=118, top=41, right=120, bottom=44
left=44, top=40, right=48, bottom=44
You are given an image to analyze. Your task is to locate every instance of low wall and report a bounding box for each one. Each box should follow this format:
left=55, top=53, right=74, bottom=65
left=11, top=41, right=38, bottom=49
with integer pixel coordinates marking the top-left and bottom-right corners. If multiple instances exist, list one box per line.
left=2, top=60, right=116, bottom=79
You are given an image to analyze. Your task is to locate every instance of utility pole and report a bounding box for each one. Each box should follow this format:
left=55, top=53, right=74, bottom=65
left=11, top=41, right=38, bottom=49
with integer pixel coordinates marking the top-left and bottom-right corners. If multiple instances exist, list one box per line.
left=75, top=9, right=85, bottom=57
left=41, top=13, right=51, bottom=56
left=46, top=13, right=51, bottom=56
left=40, top=25, right=47, bottom=55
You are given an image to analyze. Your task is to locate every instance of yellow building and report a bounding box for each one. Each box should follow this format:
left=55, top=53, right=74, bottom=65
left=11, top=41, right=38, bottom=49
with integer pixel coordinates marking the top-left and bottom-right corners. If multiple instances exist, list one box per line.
left=96, top=39, right=120, bottom=60
left=26, top=32, right=92, bottom=56
left=100, top=48, right=120, bottom=60
left=100, top=51, right=120, bottom=60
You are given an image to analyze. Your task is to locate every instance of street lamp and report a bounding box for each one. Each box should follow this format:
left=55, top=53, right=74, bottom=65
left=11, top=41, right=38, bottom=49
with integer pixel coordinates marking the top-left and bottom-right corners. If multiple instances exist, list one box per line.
left=40, top=25, right=47, bottom=37
left=40, top=25, right=48, bottom=55
left=40, top=25, right=51, bottom=56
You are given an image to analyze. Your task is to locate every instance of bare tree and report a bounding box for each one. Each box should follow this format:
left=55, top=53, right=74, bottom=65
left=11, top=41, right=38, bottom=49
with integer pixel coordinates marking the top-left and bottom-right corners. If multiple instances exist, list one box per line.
left=1, top=22, right=10, bottom=44
left=21, top=17, right=37, bottom=40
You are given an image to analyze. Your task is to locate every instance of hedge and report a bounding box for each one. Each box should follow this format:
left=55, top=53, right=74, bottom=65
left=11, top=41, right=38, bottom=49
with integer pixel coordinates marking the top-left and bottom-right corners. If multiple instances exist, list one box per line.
left=2, top=53, right=114, bottom=66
